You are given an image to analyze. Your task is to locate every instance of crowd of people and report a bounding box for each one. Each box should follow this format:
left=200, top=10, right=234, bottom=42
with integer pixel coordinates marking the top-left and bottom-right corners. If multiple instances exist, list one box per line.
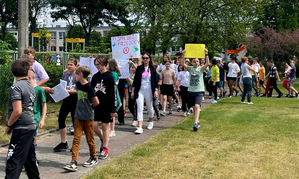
left=4, top=46, right=298, bottom=178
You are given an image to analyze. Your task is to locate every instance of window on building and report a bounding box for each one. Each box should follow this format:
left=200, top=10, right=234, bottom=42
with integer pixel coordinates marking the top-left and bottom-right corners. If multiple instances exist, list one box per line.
left=50, top=46, right=56, bottom=51
left=59, top=46, right=64, bottom=51
left=51, top=32, right=56, bottom=40
left=59, top=32, right=65, bottom=40
left=103, top=30, right=110, bottom=37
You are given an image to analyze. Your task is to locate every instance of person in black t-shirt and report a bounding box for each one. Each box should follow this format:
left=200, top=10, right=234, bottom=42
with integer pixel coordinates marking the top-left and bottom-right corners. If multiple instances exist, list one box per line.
left=265, top=59, right=283, bottom=98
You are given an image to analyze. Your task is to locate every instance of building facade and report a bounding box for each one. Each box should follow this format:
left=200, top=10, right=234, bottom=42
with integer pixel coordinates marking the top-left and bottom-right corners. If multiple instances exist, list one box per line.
left=7, top=26, right=112, bottom=52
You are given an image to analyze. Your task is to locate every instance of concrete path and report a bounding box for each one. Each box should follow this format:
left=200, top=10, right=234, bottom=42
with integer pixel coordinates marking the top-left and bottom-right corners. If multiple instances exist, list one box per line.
left=0, top=97, right=213, bottom=179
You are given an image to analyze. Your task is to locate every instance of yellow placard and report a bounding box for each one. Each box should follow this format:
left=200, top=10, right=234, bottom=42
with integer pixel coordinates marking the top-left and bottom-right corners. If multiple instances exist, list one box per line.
left=31, top=33, right=51, bottom=38
left=184, top=44, right=205, bottom=58
left=65, top=38, right=85, bottom=43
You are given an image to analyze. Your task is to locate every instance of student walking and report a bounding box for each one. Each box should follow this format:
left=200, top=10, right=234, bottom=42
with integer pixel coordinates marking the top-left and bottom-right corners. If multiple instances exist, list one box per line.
left=266, top=59, right=283, bottom=98
left=258, top=61, right=266, bottom=95
left=127, top=65, right=138, bottom=127
left=240, top=56, right=257, bottom=104
left=181, top=48, right=210, bottom=131
left=227, top=56, right=240, bottom=97
left=289, top=60, right=298, bottom=97
left=53, top=58, right=78, bottom=152
left=28, top=70, right=47, bottom=145
left=160, top=60, right=176, bottom=116
left=210, top=59, right=220, bottom=104
left=177, top=64, right=192, bottom=116
left=91, top=56, right=116, bottom=160
left=131, top=53, right=158, bottom=134
left=63, top=66, right=99, bottom=172
left=5, top=59, right=40, bottom=179
left=107, top=59, right=122, bottom=137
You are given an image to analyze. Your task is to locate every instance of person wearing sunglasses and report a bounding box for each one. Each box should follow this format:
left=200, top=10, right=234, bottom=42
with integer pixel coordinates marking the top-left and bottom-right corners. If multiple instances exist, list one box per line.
left=131, top=53, right=159, bottom=134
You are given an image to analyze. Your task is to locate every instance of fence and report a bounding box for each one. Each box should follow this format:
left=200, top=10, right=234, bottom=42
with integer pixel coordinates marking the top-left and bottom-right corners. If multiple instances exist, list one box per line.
left=0, top=50, right=110, bottom=123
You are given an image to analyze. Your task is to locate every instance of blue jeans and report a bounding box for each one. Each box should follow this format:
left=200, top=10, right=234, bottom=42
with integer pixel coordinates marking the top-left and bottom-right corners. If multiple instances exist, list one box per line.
left=241, top=77, right=252, bottom=102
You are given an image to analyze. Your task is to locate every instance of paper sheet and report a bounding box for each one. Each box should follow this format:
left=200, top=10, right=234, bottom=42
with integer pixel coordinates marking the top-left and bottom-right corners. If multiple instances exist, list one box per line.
left=60, top=79, right=67, bottom=89
left=117, top=59, right=130, bottom=79
left=50, top=83, right=70, bottom=103
left=185, top=44, right=205, bottom=58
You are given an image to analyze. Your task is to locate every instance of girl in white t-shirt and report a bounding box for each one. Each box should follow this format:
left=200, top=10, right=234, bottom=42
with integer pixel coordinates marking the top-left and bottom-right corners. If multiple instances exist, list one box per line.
left=176, top=64, right=192, bottom=116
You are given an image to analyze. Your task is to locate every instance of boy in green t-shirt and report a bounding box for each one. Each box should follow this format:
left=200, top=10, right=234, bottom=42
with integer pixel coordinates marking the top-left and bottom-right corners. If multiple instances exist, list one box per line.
left=28, top=70, right=47, bottom=145
left=181, top=48, right=210, bottom=131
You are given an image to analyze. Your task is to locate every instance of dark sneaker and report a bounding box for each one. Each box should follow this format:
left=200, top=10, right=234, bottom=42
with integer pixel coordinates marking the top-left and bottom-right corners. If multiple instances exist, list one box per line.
left=53, top=142, right=68, bottom=152
left=98, top=148, right=108, bottom=160
left=83, top=157, right=98, bottom=167
left=193, top=122, right=200, bottom=131
left=63, top=161, right=77, bottom=172
left=223, top=91, right=227, bottom=97
left=158, top=103, right=162, bottom=110
left=277, top=93, right=283, bottom=98
left=169, top=110, right=173, bottom=115
left=177, top=106, right=182, bottom=112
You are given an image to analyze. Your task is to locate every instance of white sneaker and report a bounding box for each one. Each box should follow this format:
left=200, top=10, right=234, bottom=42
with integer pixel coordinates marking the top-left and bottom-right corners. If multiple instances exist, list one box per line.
left=135, top=127, right=143, bottom=134
left=147, top=122, right=154, bottom=130
left=131, top=121, right=138, bottom=127
left=109, top=130, right=116, bottom=137
left=183, top=112, right=187, bottom=117
left=187, top=108, right=193, bottom=115
left=247, top=102, right=254, bottom=104
left=241, top=101, right=246, bottom=104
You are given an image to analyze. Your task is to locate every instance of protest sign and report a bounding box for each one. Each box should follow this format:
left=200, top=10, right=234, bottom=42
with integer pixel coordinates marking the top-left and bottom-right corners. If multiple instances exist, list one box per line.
left=185, top=44, right=205, bottom=58
left=111, top=33, right=141, bottom=59
left=116, top=59, right=130, bottom=79
left=80, top=57, right=98, bottom=77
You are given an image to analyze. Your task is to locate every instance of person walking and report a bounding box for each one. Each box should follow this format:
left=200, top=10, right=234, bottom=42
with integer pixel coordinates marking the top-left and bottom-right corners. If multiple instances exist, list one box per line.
left=240, top=57, right=257, bottom=104
left=131, top=53, right=158, bottom=134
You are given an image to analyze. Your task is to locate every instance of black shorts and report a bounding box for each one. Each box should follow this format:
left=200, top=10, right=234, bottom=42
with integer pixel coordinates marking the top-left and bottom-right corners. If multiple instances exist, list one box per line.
left=94, top=106, right=113, bottom=123
left=227, top=77, right=237, bottom=82
left=162, top=84, right=174, bottom=96
left=188, top=91, right=204, bottom=106
left=259, top=79, right=264, bottom=85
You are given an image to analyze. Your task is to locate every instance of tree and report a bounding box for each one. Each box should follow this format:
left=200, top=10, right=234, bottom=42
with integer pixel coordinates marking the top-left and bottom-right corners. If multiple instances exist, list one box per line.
left=4, top=31, right=17, bottom=49
left=254, top=0, right=299, bottom=31
left=132, top=0, right=267, bottom=56
left=48, top=0, right=130, bottom=46
left=67, top=24, right=85, bottom=38
left=29, top=0, right=49, bottom=45
left=38, top=28, right=51, bottom=51
left=0, top=0, right=18, bottom=40
left=246, top=27, right=299, bottom=62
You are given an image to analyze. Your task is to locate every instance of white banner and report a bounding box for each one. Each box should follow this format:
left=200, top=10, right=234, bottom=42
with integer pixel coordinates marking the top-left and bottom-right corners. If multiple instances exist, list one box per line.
left=116, top=59, right=130, bottom=79
left=111, top=33, right=141, bottom=59
left=79, top=57, right=98, bottom=77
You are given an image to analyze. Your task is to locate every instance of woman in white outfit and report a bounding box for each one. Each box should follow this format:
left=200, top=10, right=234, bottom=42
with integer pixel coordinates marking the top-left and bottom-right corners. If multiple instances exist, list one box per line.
left=131, top=53, right=158, bottom=134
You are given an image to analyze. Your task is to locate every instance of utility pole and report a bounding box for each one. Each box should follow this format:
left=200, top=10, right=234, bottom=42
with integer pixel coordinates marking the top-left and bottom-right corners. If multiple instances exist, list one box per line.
left=18, top=0, right=29, bottom=57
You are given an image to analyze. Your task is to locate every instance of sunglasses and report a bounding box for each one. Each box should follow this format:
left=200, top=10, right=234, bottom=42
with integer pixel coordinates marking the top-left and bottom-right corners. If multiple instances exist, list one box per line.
left=94, top=63, right=100, bottom=66
left=142, top=57, right=150, bottom=60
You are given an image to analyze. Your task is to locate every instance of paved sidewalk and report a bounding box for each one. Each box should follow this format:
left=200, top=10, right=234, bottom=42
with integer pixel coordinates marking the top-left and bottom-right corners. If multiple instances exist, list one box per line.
left=0, top=97, right=213, bottom=179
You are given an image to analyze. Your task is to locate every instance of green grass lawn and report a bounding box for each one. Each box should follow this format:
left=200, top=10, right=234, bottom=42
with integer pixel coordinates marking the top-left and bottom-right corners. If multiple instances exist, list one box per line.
left=84, top=97, right=299, bottom=179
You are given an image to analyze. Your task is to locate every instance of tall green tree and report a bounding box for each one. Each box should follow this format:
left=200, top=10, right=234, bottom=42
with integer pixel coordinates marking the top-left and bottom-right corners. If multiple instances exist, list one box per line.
left=0, top=0, right=18, bottom=40
left=133, top=0, right=267, bottom=55
left=29, top=0, right=49, bottom=45
left=255, top=0, right=299, bottom=31
left=48, top=0, right=130, bottom=46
